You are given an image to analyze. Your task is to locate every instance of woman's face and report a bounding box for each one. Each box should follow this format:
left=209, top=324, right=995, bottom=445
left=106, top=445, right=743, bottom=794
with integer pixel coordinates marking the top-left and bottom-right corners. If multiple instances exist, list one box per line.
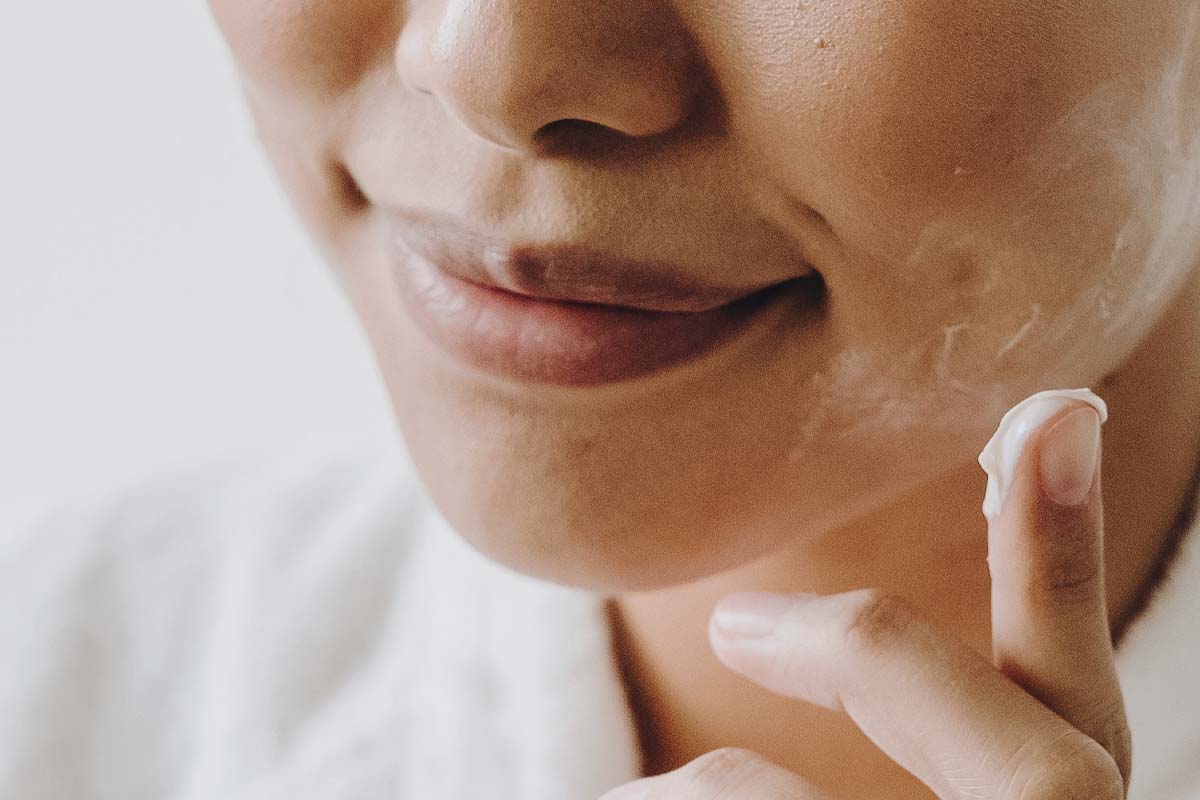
left=209, top=1, right=1200, bottom=589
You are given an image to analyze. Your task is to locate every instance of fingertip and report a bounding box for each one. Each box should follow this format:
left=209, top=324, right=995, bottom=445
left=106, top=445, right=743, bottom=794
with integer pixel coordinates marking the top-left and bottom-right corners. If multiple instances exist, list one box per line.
left=1037, top=405, right=1102, bottom=509
left=706, top=592, right=858, bottom=711
left=706, top=611, right=777, bottom=696
left=985, top=396, right=1106, bottom=596
left=706, top=594, right=782, bottom=677
left=978, top=388, right=1107, bottom=520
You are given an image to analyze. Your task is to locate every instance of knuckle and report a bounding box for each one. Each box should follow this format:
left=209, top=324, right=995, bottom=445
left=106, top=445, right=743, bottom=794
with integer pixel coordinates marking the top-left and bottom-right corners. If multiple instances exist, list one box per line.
left=1040, top=550, right=1103, bottom=604
left=1032, top=515, right=1104, bottom=604
left=1011, top=731, right=1125, bottom=800
left=841, top=589, right=916, bottom=654
left=1089, top=705, right=1133, bottom=789
left=678, top=747, right=777, bottom=797
left=1112, top=721, right=1133, bottom=790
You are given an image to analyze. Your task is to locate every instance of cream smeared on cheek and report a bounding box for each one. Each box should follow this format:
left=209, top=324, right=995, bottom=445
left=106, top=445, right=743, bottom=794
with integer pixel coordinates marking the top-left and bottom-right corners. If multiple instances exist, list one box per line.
left=786, top=16, right=1200, bottom=467
left=1094, top=8, right=1200, bottom=330
left=861, top=6, right=1195, bottom=396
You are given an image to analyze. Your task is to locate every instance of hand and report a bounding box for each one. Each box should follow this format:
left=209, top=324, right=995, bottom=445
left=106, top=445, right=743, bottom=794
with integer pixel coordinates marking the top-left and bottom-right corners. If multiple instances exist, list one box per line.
left=600, top=401, right=1130, bottom=799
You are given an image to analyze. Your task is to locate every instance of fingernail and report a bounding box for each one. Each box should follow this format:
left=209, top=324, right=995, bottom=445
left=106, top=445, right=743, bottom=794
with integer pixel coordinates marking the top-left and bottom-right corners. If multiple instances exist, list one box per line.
left=711, top=592, right=804, bottom=639
left=1038, top=406, right=1101, bottom=507
left=977, top=388, right=1108, bottom=519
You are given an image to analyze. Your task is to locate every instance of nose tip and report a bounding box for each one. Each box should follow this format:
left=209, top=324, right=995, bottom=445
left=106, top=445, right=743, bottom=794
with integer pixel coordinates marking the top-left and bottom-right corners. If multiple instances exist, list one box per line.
left=395, top=2, right=698, bottom=153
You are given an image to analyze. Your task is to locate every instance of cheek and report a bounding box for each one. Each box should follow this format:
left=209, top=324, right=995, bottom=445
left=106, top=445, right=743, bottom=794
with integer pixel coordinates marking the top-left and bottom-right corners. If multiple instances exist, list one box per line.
left=705, top=2, right=1184, bottom=230
left=207, top=0, right=396, bottom=95
left=697, top=0, right=1200, bottom=382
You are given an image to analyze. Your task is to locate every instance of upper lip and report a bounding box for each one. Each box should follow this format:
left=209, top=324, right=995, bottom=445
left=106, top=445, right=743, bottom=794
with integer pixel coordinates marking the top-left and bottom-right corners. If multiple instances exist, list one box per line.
left=387, top=207, right=805, bottom=313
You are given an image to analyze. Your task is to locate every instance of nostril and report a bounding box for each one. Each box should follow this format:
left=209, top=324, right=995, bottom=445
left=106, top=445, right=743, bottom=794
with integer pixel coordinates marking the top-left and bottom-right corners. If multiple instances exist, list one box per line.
left=536, top=118, right=606, bottom=142
left=532, top=118, right=636, bottom=158
left=539, top=118, right=596, bottom=134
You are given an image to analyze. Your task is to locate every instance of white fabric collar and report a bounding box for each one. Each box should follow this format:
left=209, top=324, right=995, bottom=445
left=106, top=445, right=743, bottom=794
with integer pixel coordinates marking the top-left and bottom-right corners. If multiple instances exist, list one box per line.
left=229, top=481, right=1200, bottom=800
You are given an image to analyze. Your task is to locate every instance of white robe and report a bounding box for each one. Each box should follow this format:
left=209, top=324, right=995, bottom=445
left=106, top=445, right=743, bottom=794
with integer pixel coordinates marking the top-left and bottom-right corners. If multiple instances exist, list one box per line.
left=2, top=442, right=1196, bottom=799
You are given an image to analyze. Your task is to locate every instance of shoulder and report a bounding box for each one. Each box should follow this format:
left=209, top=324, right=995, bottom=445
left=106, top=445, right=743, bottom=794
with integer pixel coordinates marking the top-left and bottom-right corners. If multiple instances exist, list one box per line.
left=1, top=440, right=428, bottom=636
left=0, top=440, right=431, bottom=799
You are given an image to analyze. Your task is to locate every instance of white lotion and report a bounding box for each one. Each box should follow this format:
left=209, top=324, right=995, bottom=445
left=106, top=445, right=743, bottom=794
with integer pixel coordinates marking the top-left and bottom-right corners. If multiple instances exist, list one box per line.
left=977, top=388, right=1108, bottom=519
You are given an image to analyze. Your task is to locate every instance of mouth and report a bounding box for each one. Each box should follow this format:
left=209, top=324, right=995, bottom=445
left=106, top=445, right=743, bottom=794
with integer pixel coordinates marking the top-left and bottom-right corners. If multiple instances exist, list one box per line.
left=387, top=208, right=819, bottom=311
left=384, top=209, right=826, bottom=387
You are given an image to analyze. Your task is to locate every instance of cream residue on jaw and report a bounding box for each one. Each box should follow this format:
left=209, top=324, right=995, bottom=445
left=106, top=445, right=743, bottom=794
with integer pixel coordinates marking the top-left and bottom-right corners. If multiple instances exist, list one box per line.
left=977, top=388, right=1108, bottom=520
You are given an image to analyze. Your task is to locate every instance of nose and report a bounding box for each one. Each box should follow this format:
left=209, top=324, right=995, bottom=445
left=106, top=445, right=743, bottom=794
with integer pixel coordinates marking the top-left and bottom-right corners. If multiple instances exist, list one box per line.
left=396, top=0, right=700, bottom=152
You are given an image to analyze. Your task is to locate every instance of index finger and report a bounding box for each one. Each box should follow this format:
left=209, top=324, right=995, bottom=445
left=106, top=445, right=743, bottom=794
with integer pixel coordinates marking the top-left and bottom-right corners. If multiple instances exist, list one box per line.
left=982, top=392, right=1131, bottom=786
left=707, top=587, right=1123, bottom=800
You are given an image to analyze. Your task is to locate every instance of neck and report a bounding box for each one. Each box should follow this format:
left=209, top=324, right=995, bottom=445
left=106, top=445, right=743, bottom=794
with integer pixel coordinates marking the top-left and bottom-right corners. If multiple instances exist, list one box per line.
left=608, top=269, right=1200, bottom=799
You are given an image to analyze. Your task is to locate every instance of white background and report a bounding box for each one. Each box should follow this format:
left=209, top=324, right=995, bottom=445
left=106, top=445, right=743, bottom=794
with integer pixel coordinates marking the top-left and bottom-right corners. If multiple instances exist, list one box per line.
left=0, top=3, right=397, bottom=530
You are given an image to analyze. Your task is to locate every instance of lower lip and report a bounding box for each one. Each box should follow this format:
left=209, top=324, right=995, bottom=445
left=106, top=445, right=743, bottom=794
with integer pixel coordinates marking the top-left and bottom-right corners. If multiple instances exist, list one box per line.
left=391, top=247, right=818, bottom=387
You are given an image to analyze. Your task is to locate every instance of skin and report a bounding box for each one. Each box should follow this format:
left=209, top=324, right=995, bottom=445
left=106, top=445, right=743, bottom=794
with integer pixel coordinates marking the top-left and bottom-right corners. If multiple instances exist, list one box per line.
left=605, top=285, right=1200, bottom=798
left=206, top=1, right=1200, bottom=796
left=604, top=398, right=1133, bottom=799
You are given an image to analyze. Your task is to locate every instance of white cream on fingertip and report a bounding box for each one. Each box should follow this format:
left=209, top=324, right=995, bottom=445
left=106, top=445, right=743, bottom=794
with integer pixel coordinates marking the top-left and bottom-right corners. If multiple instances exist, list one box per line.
left=977, top=388, right=1108, bottom=519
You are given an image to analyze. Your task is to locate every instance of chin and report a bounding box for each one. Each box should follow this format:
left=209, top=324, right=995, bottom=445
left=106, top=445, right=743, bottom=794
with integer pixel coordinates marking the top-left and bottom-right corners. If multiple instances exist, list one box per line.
left=407, top=464, right=699, bottom=591
left=400, top=418, right=861, bottom=594
left=399, top=430, right=778, bottom=593
left=377, top=319, right=972, bottom=594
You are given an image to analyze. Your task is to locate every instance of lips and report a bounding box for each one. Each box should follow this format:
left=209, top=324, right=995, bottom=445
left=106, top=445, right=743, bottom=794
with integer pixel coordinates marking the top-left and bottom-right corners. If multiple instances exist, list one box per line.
left=388, top=209, right=806, bottom=312
left=385, top=209, right=824, bottom=386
